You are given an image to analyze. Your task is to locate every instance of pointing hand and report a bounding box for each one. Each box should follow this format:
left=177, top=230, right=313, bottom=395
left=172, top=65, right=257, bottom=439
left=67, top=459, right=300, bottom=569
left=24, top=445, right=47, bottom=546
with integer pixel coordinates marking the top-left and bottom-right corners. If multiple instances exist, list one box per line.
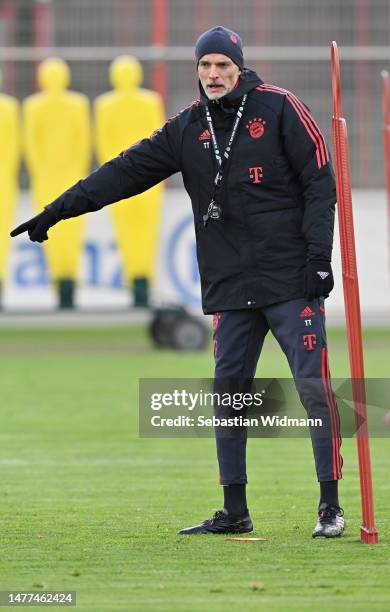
left=10, top=210, right=59, bottom=243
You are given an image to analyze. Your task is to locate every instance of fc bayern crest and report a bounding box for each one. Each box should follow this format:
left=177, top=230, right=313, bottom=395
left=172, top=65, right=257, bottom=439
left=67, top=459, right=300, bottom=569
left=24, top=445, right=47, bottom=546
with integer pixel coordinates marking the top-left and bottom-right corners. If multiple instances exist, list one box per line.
left=230, top=34, right=238, bottom=43
left=246, top=117, right=266, bottom=139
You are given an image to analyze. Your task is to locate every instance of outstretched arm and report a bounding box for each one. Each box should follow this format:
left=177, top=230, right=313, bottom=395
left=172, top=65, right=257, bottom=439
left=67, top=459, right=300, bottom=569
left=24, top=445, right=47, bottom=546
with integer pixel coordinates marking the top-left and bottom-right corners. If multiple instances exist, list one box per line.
left=11, top=120, right=181, bottom=242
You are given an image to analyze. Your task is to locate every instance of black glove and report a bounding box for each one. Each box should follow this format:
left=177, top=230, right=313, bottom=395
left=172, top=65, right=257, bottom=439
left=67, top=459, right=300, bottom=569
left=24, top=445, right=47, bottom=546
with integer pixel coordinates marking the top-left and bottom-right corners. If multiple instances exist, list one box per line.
left=10, top=209, right=59, bottom=243
left=304, top=259, right=334, bottom=300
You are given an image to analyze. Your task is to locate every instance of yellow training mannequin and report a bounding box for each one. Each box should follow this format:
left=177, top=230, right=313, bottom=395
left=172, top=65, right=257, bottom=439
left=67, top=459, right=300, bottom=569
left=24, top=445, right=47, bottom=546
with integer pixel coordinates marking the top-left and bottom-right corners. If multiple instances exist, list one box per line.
left=23, top=58, right=91, bottom=306
left=94, top=56, right=165, bottom=306
left=0, top=69, right=20, bottom=303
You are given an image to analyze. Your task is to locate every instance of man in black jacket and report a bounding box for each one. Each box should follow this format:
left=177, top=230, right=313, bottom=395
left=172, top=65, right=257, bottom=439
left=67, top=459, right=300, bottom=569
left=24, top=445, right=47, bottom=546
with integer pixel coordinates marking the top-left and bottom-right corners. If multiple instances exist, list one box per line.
left=11, top=26, right=344, bottom=539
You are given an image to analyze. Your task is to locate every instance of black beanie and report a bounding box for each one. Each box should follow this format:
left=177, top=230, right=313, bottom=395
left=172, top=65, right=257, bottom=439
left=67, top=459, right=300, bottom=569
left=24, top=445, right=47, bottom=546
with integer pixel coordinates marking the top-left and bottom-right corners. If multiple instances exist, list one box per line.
left=195, top=26, right=244, bottom=69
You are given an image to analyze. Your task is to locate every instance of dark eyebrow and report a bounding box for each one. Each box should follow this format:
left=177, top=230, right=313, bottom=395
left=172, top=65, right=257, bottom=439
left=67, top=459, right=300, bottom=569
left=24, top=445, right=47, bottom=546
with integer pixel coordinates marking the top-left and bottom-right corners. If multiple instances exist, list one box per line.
left=199, top=60, right=231, bottom=67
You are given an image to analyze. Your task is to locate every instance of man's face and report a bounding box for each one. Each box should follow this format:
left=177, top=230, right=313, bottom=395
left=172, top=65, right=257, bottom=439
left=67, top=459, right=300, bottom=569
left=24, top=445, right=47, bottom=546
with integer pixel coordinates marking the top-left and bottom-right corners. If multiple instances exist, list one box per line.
left=198, top=53, right=241, bottom=100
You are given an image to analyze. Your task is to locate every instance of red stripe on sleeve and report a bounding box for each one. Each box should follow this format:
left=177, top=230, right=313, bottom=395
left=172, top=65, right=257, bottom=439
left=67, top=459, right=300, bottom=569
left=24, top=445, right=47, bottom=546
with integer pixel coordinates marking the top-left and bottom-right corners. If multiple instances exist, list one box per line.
left=257, top=84, right=330, bottom=169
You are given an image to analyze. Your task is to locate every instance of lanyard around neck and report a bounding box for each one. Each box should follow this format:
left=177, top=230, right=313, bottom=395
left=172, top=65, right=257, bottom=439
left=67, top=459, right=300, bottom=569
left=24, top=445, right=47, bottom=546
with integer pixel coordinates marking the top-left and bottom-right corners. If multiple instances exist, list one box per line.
left=205, top=93, right=247, bottom=172
left=203, top=94, right=247, bottom=226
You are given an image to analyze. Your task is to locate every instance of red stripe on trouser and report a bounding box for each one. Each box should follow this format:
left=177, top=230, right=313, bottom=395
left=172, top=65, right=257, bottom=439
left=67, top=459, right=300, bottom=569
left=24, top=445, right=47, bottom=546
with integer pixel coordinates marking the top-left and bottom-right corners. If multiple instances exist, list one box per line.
left=321, top=347, right=337, bottom=479
left=213, top=313, right=220, bottom=359
left=324, top=347, right=343, bottom=478
left=257, top=84, right=329, bottom=168
left=321, top=347, right=342, bottom=479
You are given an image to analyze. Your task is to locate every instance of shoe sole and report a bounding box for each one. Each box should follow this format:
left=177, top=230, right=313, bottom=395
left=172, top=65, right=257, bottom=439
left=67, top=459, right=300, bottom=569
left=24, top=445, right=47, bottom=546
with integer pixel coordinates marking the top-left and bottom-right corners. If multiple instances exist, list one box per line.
left=178, top=526, right=253, bottom=535
left=312, top=531, right=345, bottom=539
left=218, top=528, right=254, bottom=535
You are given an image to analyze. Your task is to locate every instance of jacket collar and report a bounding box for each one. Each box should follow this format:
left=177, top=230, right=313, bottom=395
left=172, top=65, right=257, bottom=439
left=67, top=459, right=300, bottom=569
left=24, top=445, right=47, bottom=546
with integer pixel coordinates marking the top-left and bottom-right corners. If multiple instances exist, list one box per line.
left=199, top=68, right=263, bottom=111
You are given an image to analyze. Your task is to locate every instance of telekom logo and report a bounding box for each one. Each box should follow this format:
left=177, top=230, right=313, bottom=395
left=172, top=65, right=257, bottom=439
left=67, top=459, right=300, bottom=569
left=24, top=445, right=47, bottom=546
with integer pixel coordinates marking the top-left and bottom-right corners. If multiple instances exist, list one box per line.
left=249, top=166, right=263, bottom=184
left=303, top=334, right=317, bottom=351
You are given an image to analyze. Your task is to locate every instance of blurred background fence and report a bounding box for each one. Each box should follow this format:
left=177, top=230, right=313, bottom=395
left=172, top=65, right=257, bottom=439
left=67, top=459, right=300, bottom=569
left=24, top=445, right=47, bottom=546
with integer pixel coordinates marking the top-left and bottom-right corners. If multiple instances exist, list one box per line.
left=1, top=0, right=390, bottom=188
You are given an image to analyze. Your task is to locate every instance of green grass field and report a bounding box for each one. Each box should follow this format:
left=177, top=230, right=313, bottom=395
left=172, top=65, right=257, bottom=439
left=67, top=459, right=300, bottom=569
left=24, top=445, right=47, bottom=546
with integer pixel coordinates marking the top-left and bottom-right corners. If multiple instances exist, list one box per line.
left=0, top=325, right=389, bottom=611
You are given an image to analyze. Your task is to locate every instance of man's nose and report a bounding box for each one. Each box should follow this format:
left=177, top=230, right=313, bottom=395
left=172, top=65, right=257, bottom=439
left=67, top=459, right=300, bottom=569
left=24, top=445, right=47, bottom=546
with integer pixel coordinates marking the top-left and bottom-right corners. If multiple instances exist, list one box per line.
left=209, top=66, right=219, bottom=79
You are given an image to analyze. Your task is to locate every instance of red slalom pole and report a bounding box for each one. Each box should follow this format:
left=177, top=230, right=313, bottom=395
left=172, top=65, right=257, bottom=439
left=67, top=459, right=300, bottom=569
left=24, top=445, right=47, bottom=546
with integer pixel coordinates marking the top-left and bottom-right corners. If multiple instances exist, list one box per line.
left=381, top=70, right=390, bottom=274
left=152, top=0, right=167, bottom=102
left=331, top=42, right=378, bottom=544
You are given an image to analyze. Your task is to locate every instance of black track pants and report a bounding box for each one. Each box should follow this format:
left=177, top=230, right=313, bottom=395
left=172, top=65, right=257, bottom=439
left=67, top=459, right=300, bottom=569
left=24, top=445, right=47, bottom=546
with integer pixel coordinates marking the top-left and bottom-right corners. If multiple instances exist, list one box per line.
left=213, top=298, right=343, bottom=485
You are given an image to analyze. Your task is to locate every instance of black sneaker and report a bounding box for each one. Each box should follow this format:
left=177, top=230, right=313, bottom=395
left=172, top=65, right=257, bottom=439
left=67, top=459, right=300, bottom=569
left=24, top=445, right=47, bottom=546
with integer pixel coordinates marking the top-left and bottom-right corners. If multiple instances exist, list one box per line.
left=177, top=508, right=253, bottom=535
left=312, top=502, right=345, bottom=538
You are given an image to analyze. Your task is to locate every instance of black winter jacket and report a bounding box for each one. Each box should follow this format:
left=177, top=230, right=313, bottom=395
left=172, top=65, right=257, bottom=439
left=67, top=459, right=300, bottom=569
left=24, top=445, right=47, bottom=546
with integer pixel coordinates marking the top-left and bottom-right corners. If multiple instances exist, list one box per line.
left=46, top=69, right=336, bottom=314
